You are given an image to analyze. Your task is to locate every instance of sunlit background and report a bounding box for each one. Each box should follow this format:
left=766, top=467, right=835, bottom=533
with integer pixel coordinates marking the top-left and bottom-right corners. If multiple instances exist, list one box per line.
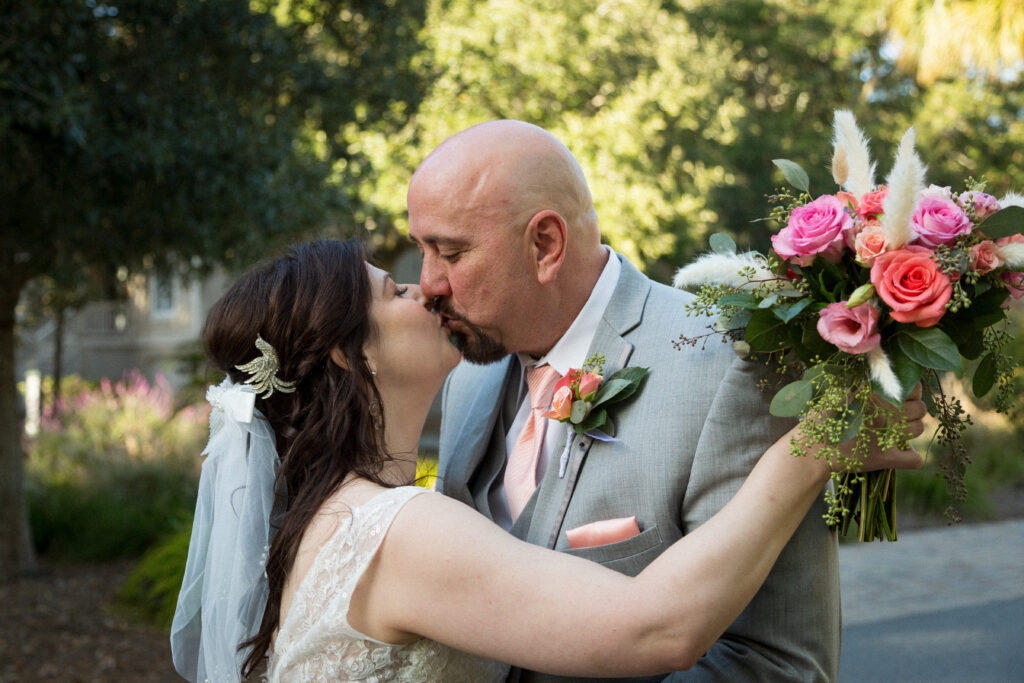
left=2, top=1, right=1023, bottom=679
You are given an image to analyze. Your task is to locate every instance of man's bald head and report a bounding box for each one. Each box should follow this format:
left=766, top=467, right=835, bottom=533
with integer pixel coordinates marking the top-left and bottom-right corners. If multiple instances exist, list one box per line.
left=410, top=120, right=598, bottom=242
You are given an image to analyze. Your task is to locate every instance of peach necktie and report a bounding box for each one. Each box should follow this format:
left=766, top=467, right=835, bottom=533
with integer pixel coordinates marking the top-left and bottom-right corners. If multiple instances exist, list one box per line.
left=504, top=364, right=561, bottom=522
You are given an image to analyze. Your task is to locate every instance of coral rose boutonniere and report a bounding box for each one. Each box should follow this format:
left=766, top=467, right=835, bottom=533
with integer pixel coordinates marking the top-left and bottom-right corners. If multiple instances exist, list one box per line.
left=544, top=353, right=649, bottom=439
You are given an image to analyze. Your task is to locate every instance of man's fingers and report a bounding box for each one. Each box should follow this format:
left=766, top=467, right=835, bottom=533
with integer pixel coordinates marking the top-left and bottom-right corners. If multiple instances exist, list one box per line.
left=908, top=383, right=923, bottom=401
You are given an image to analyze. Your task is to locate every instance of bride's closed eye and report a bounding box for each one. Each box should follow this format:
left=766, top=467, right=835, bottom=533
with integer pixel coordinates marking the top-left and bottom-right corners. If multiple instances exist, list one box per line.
left=394, top=286, right=409, bottom=297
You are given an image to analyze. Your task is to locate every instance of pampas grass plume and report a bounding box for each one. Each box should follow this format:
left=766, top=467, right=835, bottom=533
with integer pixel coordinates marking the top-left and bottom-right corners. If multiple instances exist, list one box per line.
left=880, top=126, right=926, bottom=250
left=673, top=252, right=773, bottom=290
left=1000, top=191, right=1024, bottom=209
left=867, top=346, right=902, bottom=402
left=833, top=110, right=875, bottom=198
left=1001, top=241, right=1024, bottom=269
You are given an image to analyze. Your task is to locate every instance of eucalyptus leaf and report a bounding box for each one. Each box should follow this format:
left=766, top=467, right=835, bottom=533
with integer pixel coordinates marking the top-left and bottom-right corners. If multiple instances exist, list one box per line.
left=745, top=308, right=790, bottom=352
left=569, top=400, right=592, bottom=425
left=885, top=343, right=925, bottom=404
left=975, top=205, right=1024, bottom=240
left=896, top=327, right=962, bottom=372
left=758, top=294, right=779, bottom=308
left=717, top=292, right=760, bottom=309
left=769, top=379, right=814, bottom=417
left=577, top=408, right=608, bottom=434
left=972, top=353, right=997, bottom=398
left=592, top=378, right=632, bottom=406
left=709, top=232, right=737, bottom=255
left=773, top=298, right=811, bottom=323
left=772, top=158, right=810, bottom=194
left=719, top=309, right=753, bottom=331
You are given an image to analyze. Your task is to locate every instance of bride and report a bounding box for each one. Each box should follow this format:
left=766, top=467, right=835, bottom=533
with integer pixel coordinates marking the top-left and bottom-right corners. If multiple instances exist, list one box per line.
left=170, top=238, right=924, bottom=682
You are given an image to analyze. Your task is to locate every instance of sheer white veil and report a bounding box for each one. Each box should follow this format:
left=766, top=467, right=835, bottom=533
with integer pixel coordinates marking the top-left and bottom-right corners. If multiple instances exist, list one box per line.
left=170, top=378, right=283, bottom=682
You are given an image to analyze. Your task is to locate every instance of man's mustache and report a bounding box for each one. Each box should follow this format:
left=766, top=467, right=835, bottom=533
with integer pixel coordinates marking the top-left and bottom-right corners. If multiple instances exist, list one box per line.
left=430, top=296, right=464, bottom=323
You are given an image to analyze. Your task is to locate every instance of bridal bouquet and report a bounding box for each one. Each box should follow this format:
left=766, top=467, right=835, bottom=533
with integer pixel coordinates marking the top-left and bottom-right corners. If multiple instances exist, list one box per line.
left=674, top=110, right=1024, bottom=541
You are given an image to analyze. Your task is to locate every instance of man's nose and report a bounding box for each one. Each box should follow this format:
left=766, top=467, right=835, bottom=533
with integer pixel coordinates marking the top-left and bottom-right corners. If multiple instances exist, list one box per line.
left=419, top=257, right=451, bottom=300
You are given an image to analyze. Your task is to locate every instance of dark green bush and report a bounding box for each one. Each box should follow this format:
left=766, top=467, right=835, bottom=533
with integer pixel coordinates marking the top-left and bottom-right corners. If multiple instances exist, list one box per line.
left=118, top=523, right=193, bottom=629
left=28, top=458, right=198, bottom=560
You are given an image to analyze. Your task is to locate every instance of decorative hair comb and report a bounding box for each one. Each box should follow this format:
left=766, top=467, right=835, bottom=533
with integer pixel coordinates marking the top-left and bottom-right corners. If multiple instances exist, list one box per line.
left=235, top=335, right=297, bottom=398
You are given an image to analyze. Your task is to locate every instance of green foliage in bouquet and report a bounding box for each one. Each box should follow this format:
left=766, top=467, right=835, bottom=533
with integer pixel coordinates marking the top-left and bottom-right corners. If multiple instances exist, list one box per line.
left=674, top=111, right=1024, bottom=541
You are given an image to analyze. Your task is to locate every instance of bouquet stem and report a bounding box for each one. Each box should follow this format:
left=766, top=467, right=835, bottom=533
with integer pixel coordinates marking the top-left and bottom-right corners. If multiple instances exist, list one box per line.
left=836, top=469, right=897, bottom=542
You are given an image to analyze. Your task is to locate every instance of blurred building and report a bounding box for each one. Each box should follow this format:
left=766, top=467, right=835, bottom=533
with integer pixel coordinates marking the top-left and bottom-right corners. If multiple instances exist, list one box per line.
left=17, top=269, right=230, bottom=392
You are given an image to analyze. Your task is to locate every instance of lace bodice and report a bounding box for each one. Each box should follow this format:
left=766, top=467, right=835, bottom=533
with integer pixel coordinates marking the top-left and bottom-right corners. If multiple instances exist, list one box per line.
left=267, top=486, right=509, bottom=682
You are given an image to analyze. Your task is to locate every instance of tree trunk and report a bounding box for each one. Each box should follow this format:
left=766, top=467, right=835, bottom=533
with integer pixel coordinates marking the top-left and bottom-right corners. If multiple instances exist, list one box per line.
left=0, top=287, right=37, bottom=581
left=52, top=306, right=65, bottom=417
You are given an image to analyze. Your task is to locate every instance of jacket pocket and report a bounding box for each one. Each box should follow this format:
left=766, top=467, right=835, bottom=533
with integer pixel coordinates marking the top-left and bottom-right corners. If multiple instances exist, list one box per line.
left=561, top=525, right=664, bottom=576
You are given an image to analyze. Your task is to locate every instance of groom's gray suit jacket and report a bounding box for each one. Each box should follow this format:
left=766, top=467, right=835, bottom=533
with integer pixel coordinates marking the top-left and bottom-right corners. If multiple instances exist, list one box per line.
left=438, top=254, right=840, bottom=683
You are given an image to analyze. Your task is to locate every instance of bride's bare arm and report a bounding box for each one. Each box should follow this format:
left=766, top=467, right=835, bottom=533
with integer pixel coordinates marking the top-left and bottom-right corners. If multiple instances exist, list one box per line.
left=357, top=394, right=924, bottom=677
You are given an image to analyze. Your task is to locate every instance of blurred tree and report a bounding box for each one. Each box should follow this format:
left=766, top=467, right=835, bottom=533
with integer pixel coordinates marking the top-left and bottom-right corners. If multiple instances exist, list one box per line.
left=0, top=0, right=426, bottom=579
left=349, top=0, right=918, bottom=280
left=879, top=0, right=1024, bottom=85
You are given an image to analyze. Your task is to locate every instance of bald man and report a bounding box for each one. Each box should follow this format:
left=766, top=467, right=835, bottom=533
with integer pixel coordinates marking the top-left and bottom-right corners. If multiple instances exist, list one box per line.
left=410, top=121, right=839, bottom=682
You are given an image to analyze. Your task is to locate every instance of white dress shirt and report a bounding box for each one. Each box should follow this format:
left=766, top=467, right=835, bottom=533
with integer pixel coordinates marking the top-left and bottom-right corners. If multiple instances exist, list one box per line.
left=491, top=247, right=621, bottom=529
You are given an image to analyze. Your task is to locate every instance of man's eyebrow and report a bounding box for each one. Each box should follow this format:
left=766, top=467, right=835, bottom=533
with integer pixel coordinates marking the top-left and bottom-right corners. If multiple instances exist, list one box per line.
left=414, top=235, right=471, bottom=248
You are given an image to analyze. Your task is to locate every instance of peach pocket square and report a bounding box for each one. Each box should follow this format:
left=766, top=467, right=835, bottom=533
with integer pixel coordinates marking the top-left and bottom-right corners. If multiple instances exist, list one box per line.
left=565, top=516, right=640, bottom=549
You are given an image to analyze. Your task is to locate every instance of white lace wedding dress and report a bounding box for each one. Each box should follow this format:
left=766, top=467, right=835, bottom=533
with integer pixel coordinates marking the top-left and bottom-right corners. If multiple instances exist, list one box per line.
left=267, top=486, right=510, bottom=682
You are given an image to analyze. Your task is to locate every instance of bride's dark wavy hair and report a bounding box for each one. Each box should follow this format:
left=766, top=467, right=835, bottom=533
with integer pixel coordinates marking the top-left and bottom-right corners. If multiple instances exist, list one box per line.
left=201, top=238, right=394, bottom=677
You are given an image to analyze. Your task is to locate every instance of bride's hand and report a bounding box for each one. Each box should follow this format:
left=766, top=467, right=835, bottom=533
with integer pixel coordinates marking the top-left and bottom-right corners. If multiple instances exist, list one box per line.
left=796, top=383, right=927, bottom=475
left=830, top=383, right=926, bottom=474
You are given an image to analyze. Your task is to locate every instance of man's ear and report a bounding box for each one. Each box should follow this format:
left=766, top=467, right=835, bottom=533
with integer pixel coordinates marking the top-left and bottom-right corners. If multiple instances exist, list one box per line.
left=527, top=209, right=567, bottom=285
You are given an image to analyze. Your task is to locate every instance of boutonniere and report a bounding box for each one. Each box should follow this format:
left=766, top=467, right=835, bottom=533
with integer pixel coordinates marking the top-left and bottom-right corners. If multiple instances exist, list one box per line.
left=544, top=353, right=649, bottom=440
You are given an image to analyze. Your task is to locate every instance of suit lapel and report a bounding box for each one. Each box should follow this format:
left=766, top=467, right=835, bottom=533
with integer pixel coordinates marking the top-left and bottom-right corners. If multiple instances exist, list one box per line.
left=521, top=256, right=652, bottom=548
left=440, top=357, right=516, bottom=519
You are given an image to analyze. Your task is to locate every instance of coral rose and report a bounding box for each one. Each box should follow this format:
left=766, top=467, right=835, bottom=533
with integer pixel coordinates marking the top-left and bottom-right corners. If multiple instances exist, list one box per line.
left=911, top=196, right=972, bottom=248
left=577, top=372, right=602, bottom=401
left=817, top=301, right=881, bottom=354
left=772, top=195, right=852, bottom=266
left=544, top=385, right=573, bottom=420
left=870, top=246, right=953, bottom=327
left=970, top=240, right=1004, bottom=274
left=857, top=186, right=888, bottom=218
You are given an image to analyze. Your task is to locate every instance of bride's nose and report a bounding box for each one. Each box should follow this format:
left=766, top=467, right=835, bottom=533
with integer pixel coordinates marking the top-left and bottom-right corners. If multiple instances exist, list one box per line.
left=410, top=285, right=427, bottom=306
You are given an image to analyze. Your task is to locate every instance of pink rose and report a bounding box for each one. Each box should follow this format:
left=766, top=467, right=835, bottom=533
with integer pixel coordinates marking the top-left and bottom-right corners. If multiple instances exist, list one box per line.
left=817, top=301, right=881, bottom=354
left=857, top=186, right=888, bottom=218
left=544, top=385, right=573, bottom=420
left=1002, top=271, right=1024, bottom=300
left=577, top=372, right=602, bottom=401
left=996, top=233, right=1024, bottom=247
left=958, top=191, right=1001, bottom=221
left=870, top=246, right=953, bottom=327
left=853, top=222, right=889, bottom=266
left=772, top=195, right=852, bottom=265
left=970, top=240, right=1004, bottom=274
left=911, top=196, right=972, bottom=248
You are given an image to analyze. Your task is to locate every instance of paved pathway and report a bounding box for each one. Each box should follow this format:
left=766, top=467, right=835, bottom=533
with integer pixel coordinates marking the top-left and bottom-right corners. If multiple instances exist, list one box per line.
left=838, top=518, right=1024, bottom=682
